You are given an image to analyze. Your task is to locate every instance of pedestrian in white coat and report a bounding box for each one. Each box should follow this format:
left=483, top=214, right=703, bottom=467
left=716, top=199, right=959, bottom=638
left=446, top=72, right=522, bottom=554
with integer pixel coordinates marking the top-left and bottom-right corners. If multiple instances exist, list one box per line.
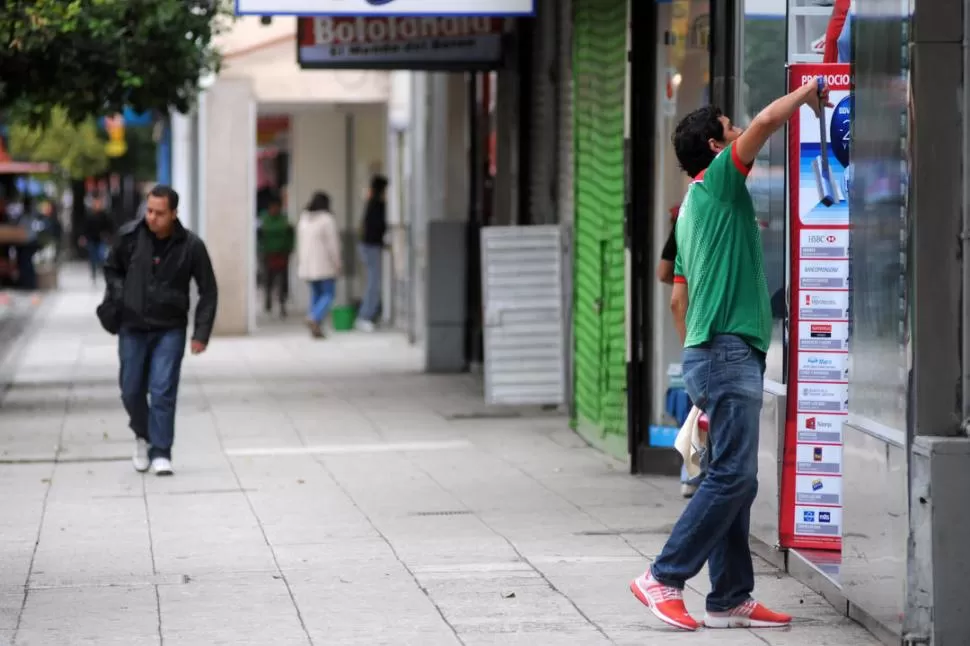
left=296, top=192, right=341, bottom=338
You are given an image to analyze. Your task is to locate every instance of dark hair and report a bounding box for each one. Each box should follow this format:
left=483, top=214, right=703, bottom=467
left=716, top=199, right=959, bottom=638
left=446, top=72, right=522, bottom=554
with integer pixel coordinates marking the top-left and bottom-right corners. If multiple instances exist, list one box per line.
left=370, top=175, right=388, bottom=196
left=148, top=184, right=180, bottom=211
left=306, top=191, right=331, bottom=212
left=672, top=106, right=726, bottom=178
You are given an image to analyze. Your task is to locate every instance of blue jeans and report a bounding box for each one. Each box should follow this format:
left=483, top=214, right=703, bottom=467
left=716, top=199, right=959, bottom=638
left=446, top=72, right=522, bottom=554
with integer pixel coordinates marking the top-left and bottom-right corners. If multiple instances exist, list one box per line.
left=358, top=243, right=382, bottom=322
left=88, top=242, right=106, bottom=281
left=119, top=328, right=186, bottom=460
left=308, top=278, right=336, bottom=324
left=651, top=334, right=765, bottom=612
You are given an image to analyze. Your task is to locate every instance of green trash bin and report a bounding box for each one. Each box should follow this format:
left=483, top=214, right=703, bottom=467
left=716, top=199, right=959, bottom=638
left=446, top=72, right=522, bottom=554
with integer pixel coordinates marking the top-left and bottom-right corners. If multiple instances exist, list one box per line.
left=331, top=305, right=356, bottom=331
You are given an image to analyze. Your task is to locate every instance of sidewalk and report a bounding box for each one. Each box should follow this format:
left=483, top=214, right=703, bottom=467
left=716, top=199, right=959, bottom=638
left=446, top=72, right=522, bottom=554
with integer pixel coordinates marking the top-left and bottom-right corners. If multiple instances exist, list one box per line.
left=0, top=267, right=880, bottom=645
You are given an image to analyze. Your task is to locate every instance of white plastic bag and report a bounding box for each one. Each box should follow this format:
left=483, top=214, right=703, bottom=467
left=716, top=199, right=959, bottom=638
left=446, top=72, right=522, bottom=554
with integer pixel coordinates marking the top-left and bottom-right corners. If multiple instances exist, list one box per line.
left=675, top=405, right=708, bottom=480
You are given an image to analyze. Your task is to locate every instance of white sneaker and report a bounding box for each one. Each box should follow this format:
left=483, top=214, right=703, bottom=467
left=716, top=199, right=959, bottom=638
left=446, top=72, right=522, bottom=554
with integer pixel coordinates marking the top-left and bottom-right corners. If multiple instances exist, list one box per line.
left=681, top=483, right=698, bottom=498
left=133, top=439, right=150, bottom=473
left=355, top=319, right=375, bottom=333
left=150, top=457, right=174, bottom=476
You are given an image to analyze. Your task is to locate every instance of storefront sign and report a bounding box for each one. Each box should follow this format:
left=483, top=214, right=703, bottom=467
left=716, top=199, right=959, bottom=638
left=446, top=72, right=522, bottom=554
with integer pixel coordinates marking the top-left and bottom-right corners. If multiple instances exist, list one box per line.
left=780, top=63, right=852, bottom=553
left=297, top=16, right=508, bottom=69
left=238, top=0, right=534, bottom=15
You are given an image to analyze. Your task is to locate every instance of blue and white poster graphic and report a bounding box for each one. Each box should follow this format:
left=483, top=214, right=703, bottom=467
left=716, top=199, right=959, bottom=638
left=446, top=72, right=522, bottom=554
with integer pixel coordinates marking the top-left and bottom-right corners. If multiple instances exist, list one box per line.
left=797, top=91, right=852, bottom=227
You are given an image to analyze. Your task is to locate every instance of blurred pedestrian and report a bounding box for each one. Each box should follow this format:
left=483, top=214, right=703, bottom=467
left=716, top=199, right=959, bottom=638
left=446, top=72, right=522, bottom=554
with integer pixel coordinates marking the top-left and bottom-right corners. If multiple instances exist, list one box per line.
left=296, top=191, right=341, bottom=338
left=355, top=175, right=387, bottom=332
left=257, top=195, right=294, bottom=318
left=98, top=185, right=218, bottom=476
left=80, top=195, right=114, bottom=283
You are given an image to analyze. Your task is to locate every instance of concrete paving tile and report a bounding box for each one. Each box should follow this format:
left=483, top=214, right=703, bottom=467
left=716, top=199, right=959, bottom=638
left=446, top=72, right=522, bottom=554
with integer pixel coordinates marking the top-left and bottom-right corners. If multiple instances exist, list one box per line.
left=159, top=575, right=309, bottom=645
left=291, top=568, right=459, bottom=645
left=15, top=585, right=159, bottom=646
left=0, top=593, right=22, bottom=630
left=272, top=538, right=395, bottom=573
left=147, top=493, right=276, bottom=576
left=460, top=629, right=610, bottom=645
left=30, top=497, right=152, bottom=588
left=756, top=618, right=883, bottom=645
left=610, top=627, right=767, bottom=645
left=419, top=570, right=597, bottom=637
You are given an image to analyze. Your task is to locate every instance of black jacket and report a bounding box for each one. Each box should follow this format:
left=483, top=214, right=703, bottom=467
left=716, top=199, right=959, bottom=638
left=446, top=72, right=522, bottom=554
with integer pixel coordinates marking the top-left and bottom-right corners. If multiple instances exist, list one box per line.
left=360, top=198, right=387, bottom=246
left=83, top=209, right=114, bottom=244
left=99, top=219, right=218, bottom=343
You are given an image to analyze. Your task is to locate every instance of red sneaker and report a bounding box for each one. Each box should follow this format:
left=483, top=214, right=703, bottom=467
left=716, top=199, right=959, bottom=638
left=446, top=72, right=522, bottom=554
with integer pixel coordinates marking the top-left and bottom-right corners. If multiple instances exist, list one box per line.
left=630, top=572, right=699, bottom=631
left=704, top=600, right=792, bottom=628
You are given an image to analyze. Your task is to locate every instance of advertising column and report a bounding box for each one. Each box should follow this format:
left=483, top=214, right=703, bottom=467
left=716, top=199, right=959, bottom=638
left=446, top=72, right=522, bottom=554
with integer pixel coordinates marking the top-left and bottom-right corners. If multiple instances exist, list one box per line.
left=780, top=64, right=851, bottom=551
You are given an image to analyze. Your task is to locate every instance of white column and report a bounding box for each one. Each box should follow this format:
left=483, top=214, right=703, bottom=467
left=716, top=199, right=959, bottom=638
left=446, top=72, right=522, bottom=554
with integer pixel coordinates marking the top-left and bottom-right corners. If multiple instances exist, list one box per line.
left=201, top=78, right=256, bottom=336
left=170, top=110, right=194, bottom=230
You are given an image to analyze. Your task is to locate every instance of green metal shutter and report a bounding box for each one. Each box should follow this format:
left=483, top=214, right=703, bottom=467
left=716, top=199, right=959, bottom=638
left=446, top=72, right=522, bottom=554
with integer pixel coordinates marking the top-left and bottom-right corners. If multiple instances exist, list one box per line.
left=572, top=0, right=628, bottom=456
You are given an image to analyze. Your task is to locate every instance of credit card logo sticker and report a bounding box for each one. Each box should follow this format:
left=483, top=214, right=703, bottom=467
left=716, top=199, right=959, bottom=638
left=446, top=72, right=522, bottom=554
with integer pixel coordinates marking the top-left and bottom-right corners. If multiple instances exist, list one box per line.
left=800, top=291, right=850, bottom=320
left=799, top=321, right=849, bottom=351
left=800, top=230, right=849, bottom=258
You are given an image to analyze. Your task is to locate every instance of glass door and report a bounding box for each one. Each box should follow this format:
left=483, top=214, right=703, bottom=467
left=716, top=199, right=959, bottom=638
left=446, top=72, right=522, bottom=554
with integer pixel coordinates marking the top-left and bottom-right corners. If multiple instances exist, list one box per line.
left=648, top=0, right=713, bottom=445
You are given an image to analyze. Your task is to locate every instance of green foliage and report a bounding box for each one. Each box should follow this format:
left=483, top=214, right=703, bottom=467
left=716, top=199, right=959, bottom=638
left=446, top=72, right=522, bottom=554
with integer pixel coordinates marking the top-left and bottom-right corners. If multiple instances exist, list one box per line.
left=8, top=108, right=109, bottom=179
left=0, top=0, right=233, bottom=123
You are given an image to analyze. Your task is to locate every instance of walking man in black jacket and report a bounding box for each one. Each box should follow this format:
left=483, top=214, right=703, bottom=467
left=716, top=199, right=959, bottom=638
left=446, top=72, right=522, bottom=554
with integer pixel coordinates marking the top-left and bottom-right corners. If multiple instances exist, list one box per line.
left=101, top=185, right=217, bottom=476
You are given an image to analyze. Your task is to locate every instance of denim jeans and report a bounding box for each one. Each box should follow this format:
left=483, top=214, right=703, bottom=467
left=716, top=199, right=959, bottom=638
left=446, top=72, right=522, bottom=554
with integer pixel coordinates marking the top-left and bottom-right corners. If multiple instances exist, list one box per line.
left=651, top=334, right=766, bottom=612
left=358, top=243, right=382, bottom=322
left=308, top=278, right=336, bottom=324
left=119, top=328, right=186, bottom=460
left=88, top=242, right=106, bottom=281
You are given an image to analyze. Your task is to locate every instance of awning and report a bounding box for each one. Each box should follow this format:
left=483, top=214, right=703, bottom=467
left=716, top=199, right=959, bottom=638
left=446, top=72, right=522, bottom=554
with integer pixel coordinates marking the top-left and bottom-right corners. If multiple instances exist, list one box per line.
left=0, top=161, right=52, bottom=175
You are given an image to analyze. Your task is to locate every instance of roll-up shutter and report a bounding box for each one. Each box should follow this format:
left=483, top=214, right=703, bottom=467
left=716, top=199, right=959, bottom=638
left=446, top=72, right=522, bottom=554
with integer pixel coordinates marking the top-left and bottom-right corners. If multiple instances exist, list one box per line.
left=572, top=0, right=629, bottom=454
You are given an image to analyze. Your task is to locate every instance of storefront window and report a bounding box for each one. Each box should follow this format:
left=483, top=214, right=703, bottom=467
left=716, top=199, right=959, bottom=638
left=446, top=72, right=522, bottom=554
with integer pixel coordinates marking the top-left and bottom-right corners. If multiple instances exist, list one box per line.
left=650, top=0, right=711, bottom=417
left=739, top=0, right=787, bottom=383
left=846, top=1, right=910, bottom=431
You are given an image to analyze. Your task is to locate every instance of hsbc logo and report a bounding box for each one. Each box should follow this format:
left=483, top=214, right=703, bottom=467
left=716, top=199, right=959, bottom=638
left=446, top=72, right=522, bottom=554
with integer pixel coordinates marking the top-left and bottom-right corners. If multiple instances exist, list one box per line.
left=806, top=234, right=838, bottom=244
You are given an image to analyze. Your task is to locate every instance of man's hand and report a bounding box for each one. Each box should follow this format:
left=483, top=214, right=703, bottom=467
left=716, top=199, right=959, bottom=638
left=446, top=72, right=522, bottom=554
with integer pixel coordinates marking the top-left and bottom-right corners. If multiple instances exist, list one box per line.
left=190, top=340, right=207, bottom=355
left=804, top=76, right=833, bottom=118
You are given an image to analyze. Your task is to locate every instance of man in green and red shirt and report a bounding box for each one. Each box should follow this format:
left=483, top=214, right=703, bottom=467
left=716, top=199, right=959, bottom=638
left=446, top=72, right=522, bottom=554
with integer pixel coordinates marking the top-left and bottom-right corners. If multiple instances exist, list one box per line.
left=631, top=76, right=831, bottom=631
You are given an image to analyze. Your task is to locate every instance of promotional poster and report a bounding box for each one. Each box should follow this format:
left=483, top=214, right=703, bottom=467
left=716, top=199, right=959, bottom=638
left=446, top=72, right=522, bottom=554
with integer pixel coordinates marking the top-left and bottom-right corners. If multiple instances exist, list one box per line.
left=780, top=63, right=852, bottom=552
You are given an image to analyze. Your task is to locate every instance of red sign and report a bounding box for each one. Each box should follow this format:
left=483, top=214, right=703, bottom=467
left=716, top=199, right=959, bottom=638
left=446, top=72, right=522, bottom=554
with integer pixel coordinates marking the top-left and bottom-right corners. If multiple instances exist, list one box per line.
left=780, top=63, right=852, bottom=553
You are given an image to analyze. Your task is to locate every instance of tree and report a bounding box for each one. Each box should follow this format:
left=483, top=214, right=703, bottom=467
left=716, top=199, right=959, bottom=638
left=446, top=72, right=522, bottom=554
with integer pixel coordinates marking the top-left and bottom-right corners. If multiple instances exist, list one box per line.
left=7, top=108, right=109, bottom=179
left=0, top=0, right=233, bottom=123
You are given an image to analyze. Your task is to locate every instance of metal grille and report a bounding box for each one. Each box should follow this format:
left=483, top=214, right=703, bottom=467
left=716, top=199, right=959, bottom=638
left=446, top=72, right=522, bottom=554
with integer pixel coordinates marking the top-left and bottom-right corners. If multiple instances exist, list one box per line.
left=481, top=225, right=566, bottom=406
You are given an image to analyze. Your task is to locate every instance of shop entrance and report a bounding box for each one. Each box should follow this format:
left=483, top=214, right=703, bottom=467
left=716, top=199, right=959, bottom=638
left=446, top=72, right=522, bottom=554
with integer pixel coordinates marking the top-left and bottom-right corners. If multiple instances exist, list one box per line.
left=627, top=0, right=740, bottom=473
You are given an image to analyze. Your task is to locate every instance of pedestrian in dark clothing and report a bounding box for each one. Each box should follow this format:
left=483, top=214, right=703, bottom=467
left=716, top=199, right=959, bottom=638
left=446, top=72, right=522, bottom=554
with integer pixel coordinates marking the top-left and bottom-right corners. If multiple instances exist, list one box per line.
left=356, top=175, right=388, bottom=332
left=98, top=185, right=218, bottom=476
left=81, top=195, right=114, bottom=283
